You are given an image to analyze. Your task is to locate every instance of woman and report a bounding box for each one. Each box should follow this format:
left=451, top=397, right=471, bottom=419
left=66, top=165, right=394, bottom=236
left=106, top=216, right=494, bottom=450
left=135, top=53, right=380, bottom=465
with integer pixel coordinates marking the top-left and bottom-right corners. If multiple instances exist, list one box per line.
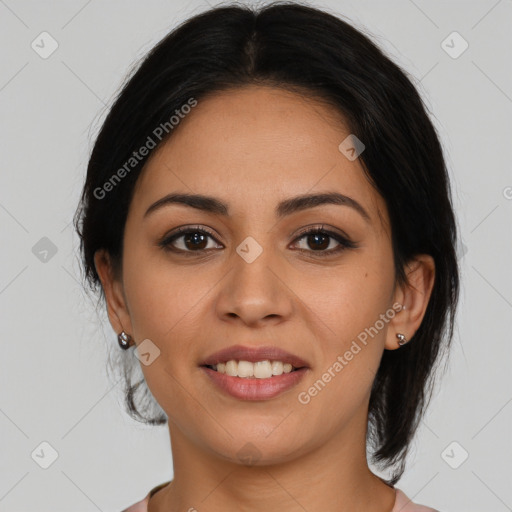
left=74, top=2, right=459, bottom=511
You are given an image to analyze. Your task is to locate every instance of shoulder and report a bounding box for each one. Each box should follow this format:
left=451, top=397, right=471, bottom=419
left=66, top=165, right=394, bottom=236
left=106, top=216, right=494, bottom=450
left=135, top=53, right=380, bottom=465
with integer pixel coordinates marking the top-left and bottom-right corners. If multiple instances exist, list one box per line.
left=121, top=494, right=149, bottom=512
left=121, top=481, right=172, bottom=512
left=393, top=488, right=440, bottom=512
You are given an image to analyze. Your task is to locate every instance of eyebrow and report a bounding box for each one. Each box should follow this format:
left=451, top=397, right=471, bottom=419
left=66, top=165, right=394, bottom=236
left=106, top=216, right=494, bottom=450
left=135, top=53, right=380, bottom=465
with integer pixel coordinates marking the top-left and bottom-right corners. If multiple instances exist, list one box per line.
left=143, top=191, right=371, bottom=223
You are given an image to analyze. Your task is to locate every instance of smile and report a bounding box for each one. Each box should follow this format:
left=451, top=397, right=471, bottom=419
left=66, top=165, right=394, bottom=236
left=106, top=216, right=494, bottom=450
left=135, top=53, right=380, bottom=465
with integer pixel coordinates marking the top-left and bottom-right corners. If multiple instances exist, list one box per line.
left=205, top=359, right=300, bottom=379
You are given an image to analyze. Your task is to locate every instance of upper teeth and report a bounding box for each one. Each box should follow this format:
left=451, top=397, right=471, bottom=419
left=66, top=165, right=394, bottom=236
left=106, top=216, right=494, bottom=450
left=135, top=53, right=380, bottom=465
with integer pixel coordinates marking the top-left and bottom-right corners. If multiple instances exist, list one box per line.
left=212, top=360, right=296, bottom=379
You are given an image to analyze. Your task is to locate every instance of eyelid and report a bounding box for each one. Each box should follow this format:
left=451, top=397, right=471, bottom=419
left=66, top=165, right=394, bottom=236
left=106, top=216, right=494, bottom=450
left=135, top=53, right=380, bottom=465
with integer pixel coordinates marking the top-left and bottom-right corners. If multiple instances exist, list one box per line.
left=292, top=223, right=351, bottom=241
left=158, top=224, right=221, bottom=247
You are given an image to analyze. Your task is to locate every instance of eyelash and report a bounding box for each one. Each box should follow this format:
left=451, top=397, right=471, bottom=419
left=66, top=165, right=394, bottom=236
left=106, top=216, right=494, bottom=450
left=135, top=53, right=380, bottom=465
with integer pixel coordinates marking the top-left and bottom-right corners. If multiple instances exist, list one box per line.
left=158, top=224, right=357, bottom=258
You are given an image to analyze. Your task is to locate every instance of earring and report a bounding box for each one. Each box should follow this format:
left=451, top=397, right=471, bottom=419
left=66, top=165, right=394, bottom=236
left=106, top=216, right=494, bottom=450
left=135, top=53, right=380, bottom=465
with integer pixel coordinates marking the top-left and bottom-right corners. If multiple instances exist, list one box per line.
left=118, top=331, right=132, bottom=350
left=396, top=333, right=409, bottom=347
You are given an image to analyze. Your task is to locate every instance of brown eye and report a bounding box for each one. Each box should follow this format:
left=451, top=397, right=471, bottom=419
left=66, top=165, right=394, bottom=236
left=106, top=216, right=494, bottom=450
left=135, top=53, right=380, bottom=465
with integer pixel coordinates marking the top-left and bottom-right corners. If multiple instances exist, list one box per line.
left=158, top=224, right=357, bottom=257
left=179, top=231, right=209, bottom=250
left=300, top=232, right=331, bottom=251
left=291, top=226, right=357, bottom=256
left=159, top=226, right=222, bottom=254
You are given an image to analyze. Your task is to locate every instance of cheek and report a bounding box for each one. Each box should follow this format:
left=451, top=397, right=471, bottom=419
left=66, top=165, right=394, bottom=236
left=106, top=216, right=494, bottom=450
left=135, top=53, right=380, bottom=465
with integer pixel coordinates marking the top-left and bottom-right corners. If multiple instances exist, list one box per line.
left=293, top=257, right=393, bottom=344
left=121, top=255, right=209, bottom=415
left=294, top=257, right=394, bottom=404
left=121, top=243, right=202, bottom=336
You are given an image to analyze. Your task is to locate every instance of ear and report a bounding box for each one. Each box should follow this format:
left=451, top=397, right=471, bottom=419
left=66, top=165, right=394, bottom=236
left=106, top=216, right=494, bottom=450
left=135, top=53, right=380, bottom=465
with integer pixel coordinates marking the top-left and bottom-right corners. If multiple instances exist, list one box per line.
left=94, top=249, right=133, bottom=337
left=385, top=254, right=435, bottom=350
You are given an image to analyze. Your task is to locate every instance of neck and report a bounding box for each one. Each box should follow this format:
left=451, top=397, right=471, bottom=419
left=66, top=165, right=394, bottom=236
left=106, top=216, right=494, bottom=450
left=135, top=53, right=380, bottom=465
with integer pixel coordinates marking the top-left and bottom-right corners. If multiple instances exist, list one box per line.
left=149, top=410, right=396, bottom=512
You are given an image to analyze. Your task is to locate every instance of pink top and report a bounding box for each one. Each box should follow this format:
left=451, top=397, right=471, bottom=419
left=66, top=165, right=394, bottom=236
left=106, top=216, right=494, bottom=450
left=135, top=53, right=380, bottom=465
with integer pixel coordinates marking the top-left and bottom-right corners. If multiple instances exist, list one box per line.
left=121, top=482, right=440, bottom=511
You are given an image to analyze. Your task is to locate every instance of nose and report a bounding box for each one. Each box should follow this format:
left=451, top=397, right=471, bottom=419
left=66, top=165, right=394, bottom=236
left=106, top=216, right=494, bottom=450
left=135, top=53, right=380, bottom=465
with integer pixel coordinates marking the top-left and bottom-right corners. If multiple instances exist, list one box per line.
left=215, top=244, right=294, bottom=328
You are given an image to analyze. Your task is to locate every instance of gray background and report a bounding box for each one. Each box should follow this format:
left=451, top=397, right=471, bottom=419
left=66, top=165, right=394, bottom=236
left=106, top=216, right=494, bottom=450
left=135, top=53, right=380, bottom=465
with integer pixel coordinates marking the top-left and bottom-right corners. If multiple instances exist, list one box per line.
left=0, top=0, right=511, bottom=511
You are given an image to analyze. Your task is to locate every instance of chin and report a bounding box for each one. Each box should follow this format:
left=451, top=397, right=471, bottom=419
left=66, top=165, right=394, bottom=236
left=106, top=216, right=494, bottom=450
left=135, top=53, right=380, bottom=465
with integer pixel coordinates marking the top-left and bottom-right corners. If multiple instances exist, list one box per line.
left=207, top=430, right=311, bottom=467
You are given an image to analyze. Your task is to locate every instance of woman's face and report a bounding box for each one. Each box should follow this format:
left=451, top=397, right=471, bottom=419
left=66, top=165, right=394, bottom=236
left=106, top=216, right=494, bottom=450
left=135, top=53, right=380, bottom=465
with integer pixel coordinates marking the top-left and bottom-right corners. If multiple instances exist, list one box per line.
left=98, top=85, right=418, bottom=465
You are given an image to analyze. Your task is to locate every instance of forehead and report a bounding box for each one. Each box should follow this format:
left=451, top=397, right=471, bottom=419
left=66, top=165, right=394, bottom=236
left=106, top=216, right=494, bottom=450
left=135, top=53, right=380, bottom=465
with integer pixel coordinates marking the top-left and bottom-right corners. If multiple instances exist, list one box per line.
left=132, top=85, right=386, bottom=227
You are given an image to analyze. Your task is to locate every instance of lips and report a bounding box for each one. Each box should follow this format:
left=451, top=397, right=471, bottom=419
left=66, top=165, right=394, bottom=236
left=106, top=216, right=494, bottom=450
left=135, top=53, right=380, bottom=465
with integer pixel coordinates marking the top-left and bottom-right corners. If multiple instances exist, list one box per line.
left=199, top=344, right=310, bottom=401
left=200, top=344, right=309, bottom=369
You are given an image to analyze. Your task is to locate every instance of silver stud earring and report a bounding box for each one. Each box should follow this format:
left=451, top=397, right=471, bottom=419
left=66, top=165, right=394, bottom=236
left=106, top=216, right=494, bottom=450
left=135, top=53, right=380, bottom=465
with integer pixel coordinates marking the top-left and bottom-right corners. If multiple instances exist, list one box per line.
left=118, top=331, right=132, bottom=350
left=396, top=333, right=409, bottom=347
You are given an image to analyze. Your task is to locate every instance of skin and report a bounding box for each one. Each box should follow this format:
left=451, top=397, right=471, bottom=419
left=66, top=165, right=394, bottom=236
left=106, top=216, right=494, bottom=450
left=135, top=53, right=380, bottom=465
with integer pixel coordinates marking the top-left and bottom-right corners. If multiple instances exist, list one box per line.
left=95, top=85, right=435, bottom=512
